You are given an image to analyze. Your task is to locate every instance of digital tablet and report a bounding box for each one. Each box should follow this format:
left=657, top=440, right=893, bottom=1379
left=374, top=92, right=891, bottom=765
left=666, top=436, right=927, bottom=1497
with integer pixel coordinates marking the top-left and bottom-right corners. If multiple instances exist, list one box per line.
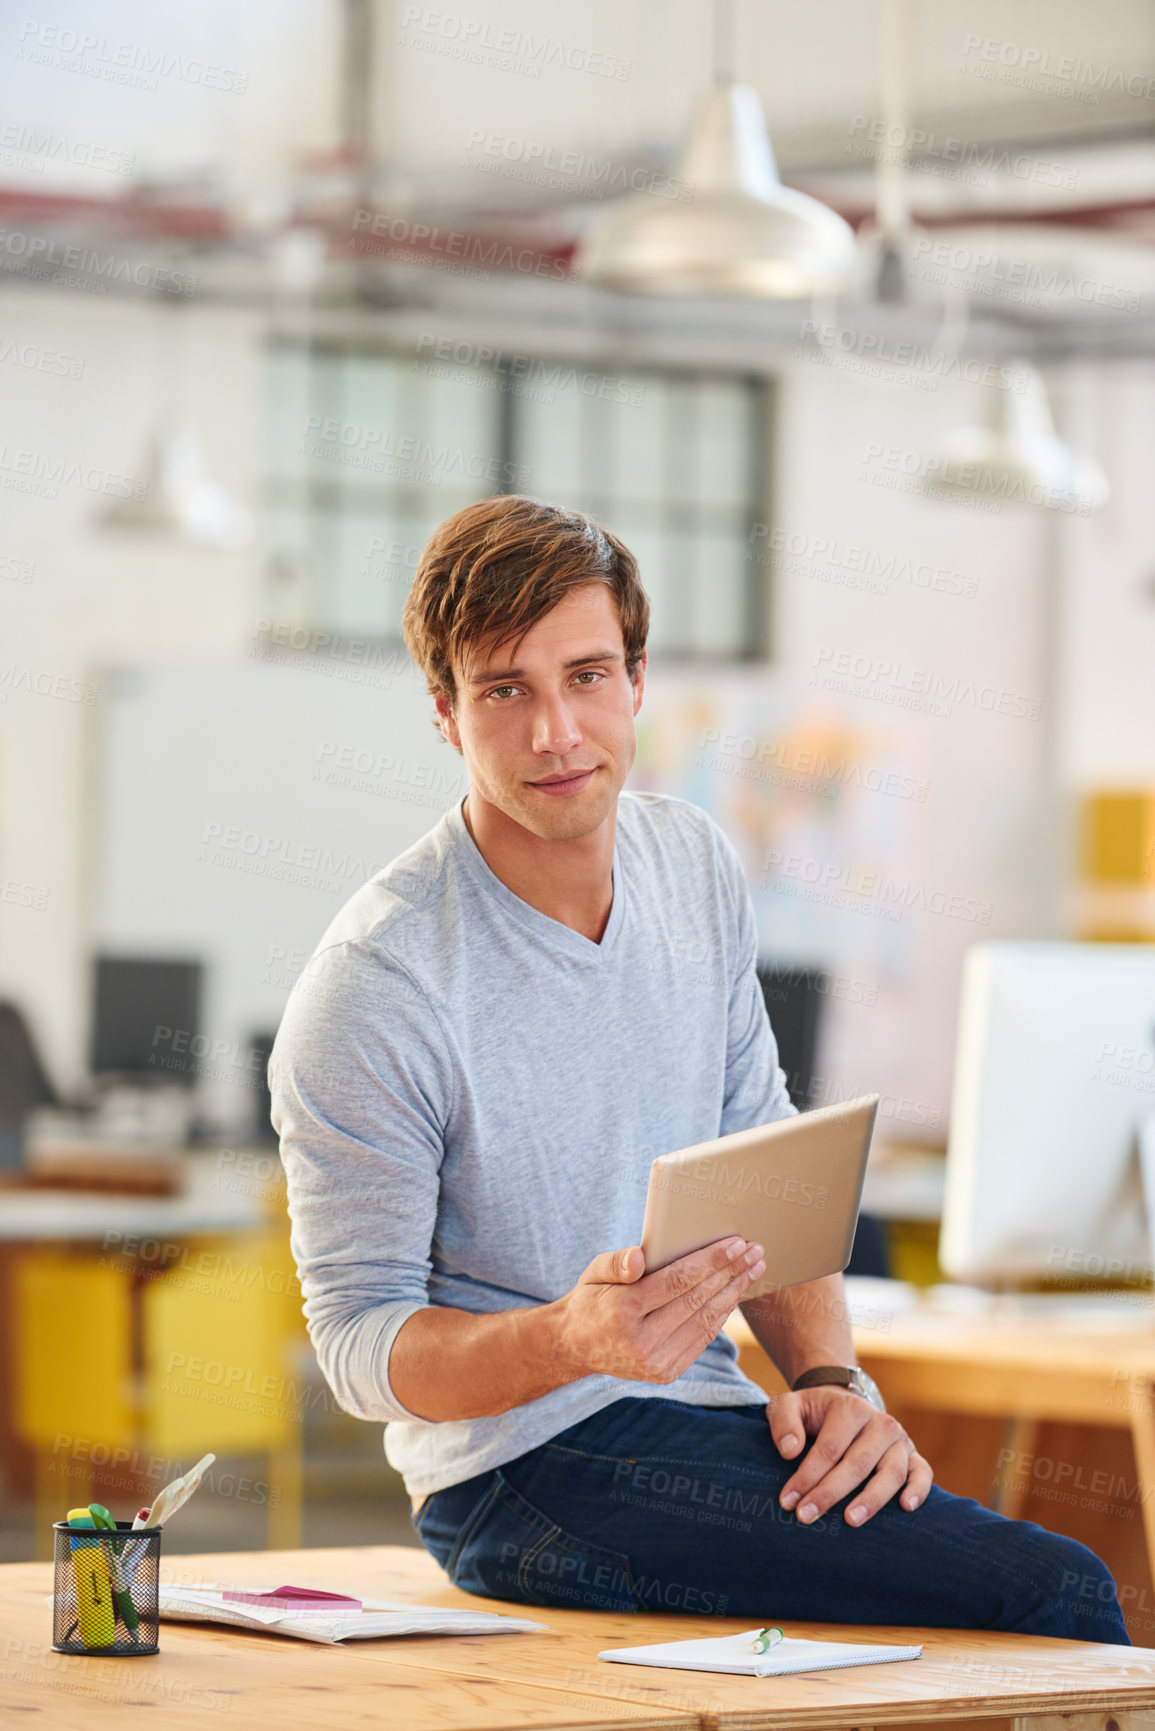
left=639, top=1095, right=879, bottom=1300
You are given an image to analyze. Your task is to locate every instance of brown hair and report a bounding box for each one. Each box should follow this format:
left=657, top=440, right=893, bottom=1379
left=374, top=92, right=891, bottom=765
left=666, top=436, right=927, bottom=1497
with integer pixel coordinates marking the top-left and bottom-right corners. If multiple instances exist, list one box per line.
left=401, top=494, right=649, bottom=726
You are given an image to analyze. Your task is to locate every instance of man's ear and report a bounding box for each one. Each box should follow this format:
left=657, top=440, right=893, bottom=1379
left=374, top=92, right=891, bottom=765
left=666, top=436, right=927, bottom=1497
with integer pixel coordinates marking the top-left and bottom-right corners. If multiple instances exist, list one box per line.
left=435, top=692, right=463, bottom=753
left=631, top=650, right=647, bottom=715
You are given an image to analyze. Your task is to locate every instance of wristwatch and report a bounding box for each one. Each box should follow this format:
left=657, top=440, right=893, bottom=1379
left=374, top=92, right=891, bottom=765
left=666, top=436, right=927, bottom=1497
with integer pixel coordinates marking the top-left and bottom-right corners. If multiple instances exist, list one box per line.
left=792, top=1365, right=886, bottom=1412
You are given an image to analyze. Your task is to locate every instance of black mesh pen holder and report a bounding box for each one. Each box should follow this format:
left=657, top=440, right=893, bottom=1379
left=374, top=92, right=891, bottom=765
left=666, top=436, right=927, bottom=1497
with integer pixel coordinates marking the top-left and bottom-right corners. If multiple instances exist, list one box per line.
left=53, top=1522, right=162, bottom=1655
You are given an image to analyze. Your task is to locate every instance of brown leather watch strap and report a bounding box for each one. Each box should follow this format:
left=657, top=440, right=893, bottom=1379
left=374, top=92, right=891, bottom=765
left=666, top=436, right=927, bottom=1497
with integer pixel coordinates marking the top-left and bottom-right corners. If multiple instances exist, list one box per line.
left=792, top=1365, right=855, bottom=1391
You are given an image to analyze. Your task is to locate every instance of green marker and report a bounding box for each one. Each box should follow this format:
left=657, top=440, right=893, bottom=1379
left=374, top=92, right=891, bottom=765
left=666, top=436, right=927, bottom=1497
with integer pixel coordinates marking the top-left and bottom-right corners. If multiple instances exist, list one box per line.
left=88, top=1504, right=139, bottom=1640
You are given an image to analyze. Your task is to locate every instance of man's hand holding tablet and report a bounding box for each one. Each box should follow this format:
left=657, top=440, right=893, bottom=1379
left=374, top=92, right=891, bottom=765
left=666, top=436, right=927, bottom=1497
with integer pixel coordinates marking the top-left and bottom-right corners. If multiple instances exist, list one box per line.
left=394, top=1100, right=927, bottom=1525
left=551, top=1235, right=767, bottom=1385
left=389, top=1234, right=765, bottom=1422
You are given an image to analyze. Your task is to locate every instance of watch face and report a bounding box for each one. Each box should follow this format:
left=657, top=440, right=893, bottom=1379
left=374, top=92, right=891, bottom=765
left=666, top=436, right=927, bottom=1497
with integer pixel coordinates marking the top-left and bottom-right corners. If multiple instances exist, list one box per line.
left=851, top=1369, right=886, bottom=1411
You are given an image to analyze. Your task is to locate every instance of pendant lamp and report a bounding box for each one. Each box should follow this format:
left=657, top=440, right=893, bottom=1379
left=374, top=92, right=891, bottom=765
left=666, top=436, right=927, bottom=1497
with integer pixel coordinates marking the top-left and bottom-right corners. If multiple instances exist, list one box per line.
left=924, top=361, right=1108, bottom=514
left=578, top=79, right=857, bottom=298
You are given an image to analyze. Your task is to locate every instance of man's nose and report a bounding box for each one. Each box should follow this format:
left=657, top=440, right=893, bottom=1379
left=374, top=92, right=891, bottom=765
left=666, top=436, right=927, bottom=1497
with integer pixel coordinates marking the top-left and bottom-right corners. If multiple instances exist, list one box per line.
left=530, top=689, right=582, bottom=754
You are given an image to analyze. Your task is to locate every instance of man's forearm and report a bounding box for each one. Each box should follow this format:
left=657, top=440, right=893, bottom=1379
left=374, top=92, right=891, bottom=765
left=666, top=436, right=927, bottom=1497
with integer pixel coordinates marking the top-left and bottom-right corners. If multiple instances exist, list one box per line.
left=739, top=1273, right=855, bottom=1387
left=388, top=1301, right=575, bottom=1420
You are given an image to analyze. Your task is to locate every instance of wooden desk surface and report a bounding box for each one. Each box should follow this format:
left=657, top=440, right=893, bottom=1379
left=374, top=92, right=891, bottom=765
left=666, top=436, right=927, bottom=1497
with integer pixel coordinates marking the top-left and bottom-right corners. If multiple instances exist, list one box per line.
left=7, top=1545, right=1155, bottom=1730
left=727, top=1308, right=1155, bottom=1421
left=854, top=1313, right=1155, bottom=1440
left=0, top=1548, right=689, bottom=1731
left=851, top=1310, right=1155, bottom=1369
left=729, top=1303, right=1155, bottom=1369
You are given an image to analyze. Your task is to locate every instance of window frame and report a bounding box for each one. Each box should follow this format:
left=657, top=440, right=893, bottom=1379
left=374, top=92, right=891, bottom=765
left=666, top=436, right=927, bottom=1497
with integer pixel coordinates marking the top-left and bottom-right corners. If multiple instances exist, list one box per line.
left=263, top=334, right=773, bottom=661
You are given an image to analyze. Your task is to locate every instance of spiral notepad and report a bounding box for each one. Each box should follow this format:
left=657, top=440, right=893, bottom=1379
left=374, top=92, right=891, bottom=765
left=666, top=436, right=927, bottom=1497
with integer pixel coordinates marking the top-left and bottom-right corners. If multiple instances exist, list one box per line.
left=598, top=1629, right=923, bottom=1677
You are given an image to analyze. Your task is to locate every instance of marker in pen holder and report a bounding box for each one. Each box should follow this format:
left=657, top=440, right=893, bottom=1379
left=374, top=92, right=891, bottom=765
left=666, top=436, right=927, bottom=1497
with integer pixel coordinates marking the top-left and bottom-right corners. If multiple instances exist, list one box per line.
left=53, top=1522, right=162, bottom=1655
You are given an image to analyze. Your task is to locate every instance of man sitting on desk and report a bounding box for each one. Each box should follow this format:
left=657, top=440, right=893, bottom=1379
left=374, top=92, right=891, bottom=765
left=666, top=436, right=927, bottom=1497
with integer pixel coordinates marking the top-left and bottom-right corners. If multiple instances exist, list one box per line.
left=270, top=494, right=1127, bottom=1642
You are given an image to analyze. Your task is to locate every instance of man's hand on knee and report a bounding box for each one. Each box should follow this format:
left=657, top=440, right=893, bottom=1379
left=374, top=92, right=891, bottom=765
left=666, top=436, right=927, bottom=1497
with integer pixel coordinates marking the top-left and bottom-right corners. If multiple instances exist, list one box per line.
left=766, top=1388, right=933, bottom=1527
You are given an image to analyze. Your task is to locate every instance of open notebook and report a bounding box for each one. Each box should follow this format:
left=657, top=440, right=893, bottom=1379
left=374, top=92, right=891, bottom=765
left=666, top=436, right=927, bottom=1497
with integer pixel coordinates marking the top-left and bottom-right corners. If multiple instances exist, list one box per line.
left=599, top=1629, right=923, bottom=1678
left=152, top=1584, right=548, bottom=1645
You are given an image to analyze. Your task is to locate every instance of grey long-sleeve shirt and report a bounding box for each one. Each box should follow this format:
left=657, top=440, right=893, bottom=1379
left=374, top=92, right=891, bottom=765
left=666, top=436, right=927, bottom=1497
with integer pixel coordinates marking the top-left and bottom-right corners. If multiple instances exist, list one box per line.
left=268, top=789, right=796, bottom=1497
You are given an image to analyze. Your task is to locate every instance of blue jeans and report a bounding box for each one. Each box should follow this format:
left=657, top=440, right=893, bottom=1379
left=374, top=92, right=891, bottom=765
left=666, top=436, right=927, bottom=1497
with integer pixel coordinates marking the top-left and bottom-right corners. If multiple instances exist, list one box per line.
left=411, top=1397, right=1130, bottom=1642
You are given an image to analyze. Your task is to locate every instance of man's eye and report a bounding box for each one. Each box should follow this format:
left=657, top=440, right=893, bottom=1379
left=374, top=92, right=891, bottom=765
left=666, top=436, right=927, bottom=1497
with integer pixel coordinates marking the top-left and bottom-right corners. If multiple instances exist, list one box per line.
left=487, top=673, right=603, bottom=699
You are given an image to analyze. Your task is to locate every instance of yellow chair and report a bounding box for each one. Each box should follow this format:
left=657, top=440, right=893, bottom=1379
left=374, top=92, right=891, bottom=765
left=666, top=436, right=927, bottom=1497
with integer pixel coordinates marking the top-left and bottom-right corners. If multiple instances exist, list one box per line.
left=141, top=1227, right=305, bottom=1549
left=12, top=1249, right=135, bottom=1555
left=12, top=1217, right=307, bottom=1557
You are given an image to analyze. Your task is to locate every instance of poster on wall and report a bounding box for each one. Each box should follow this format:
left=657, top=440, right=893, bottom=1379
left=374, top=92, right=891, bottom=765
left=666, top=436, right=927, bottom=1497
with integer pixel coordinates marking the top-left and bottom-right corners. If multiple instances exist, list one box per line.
left=630, top=666, right=948, bottom=1141
left=631, top=665, right=930, bottom=977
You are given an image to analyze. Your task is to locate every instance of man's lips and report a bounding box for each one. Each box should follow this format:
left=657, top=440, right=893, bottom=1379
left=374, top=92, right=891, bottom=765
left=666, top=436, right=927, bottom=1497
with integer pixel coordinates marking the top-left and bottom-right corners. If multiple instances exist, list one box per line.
left=529, top=768, right=597, bottom=788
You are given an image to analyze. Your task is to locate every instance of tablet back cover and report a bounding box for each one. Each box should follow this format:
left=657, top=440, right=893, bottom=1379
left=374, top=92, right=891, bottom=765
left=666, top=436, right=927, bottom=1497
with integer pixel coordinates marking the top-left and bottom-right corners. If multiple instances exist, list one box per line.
left=640, top=1096, right=877, bottom=1297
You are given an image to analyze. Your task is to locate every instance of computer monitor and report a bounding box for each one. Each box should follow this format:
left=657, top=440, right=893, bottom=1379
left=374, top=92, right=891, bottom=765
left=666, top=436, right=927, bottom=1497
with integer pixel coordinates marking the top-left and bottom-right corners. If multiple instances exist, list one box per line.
left=248, top=1028, right=280, bottom=1144
left=91, top=956, right=203, bottom=1087
left=939, top=941, right=1155, bottom=1284
left=756, top=962, right=825, bottom=1110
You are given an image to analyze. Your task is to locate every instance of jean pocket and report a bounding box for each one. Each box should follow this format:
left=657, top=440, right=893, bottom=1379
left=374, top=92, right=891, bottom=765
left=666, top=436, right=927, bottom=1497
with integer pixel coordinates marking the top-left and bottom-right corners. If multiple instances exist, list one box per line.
left=411, top=1475, right=496, bottom=1569
left=446, top=1469, right=639, bottom=1613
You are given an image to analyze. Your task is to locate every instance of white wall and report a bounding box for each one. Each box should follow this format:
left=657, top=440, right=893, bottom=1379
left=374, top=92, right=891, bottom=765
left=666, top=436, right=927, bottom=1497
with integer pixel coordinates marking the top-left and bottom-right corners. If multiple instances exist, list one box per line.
left=1055, top=359, right=1155, bottom=784
left=0, top=292, right=265, bottom=1086
left=91, top=654, right=467, bottom=1134
left=769, top=358, right=1053, bottom=1123
left=758, top=349, right=1154, bottom=1127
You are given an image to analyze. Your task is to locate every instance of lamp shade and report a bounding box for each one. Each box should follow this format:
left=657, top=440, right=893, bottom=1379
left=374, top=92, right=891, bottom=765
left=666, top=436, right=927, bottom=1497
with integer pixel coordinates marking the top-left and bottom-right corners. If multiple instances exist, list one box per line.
left=925, top=361, right=1109, bottom=514
left=578, top=81, right=857, bottom=298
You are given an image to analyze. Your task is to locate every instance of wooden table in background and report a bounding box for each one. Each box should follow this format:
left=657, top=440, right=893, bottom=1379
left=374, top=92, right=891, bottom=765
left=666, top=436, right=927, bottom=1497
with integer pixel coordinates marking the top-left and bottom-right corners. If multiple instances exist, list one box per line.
left=6, top=1544, right=1155, bottom=1729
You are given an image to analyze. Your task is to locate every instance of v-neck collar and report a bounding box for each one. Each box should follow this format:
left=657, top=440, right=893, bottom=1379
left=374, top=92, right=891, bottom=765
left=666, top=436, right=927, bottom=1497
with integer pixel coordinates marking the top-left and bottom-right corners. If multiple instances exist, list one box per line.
left=447, top=793, right=624, bottom=966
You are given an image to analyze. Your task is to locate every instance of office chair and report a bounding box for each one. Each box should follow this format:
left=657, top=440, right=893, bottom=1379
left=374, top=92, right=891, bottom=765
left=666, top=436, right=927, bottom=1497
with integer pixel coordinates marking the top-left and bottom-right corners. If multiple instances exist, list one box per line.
left=0, top=999, right=58, bottom=1170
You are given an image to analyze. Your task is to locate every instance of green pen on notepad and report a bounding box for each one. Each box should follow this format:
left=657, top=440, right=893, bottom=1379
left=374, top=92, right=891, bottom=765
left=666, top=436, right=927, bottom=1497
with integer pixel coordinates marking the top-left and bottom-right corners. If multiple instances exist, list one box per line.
left=751, top=1626, right=784, bottom=1652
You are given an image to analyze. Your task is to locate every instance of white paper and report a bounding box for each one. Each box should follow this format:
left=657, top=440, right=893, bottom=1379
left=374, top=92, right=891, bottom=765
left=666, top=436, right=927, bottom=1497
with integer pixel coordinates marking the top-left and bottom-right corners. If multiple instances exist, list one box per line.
left=156, top=1583, right=550, bottom=1645
left=599, top=1628, right=923, bottom=1677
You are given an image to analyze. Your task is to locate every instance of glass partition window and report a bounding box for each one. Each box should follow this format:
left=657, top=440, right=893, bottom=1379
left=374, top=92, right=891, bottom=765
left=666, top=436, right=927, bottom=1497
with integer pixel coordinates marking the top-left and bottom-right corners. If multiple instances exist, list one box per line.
left=511, top=371, right=766, bottom=658
left=264, top=342, right=768, bottom=658
left=265, top=342, right=499, bottom=640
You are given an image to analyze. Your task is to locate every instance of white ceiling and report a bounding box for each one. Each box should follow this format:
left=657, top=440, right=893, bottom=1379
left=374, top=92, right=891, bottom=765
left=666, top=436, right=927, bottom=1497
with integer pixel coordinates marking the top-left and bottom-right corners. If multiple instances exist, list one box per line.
left=2, top=0, right=1152, bottom=205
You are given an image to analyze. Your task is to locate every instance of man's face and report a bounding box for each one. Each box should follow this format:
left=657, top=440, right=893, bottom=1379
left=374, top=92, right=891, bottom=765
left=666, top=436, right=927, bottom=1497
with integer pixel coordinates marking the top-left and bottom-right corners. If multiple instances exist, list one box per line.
left=435, top=582, right=646, bottom=841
